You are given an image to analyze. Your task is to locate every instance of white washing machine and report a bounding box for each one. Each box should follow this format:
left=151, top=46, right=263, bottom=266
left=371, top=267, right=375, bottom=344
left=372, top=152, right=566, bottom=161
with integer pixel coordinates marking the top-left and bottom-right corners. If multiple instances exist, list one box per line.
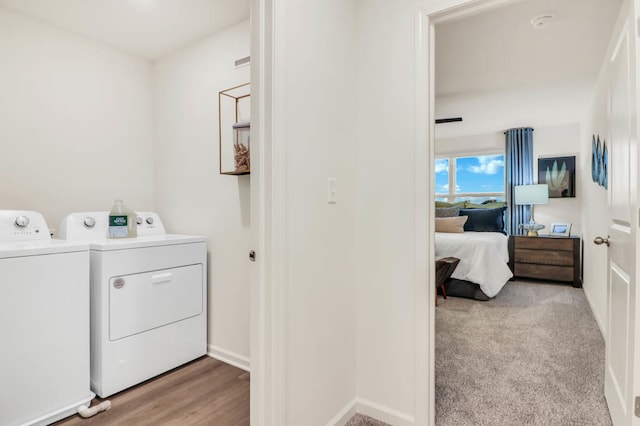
left=58, top=211, right=207, bottom=397
left=0, top=210, right=93, bottom=426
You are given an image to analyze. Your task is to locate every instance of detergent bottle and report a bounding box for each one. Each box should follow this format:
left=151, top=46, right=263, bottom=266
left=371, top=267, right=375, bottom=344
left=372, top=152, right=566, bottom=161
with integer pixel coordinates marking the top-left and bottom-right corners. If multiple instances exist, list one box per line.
left=108, top=199, right=137, bottom=238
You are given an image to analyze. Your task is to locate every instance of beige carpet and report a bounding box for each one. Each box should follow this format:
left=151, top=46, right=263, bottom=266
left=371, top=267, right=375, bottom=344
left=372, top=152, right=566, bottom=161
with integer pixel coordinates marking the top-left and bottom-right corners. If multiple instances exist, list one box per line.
left=345, top=413, right=389, bottom=426
left=436, top=280, right=612, bottom=425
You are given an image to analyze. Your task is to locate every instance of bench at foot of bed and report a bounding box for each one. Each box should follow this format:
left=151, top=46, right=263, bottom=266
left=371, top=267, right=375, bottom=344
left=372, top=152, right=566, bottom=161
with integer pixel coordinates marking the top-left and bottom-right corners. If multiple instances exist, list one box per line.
left=435, top=257, right=460, bottom=306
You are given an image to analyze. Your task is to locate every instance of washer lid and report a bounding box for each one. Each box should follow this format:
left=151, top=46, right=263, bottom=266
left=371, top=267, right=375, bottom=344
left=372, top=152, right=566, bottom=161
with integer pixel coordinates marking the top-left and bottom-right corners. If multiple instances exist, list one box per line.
left=87, top=234, right=206, bottom=251
left=0, top=239, right=89, bottom=259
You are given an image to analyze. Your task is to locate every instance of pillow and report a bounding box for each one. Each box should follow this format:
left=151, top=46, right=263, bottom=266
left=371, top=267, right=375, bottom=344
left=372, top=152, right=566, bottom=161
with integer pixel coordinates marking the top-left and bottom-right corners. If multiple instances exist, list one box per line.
left=464, top=201, right=508, bottom=209
left=435, top=206, right=460, bottom=218
left=435, top=216, right=468, bottom=233
left=435, top=200, right=466, bottom=208
left=459, top=207, right=506, bottom=233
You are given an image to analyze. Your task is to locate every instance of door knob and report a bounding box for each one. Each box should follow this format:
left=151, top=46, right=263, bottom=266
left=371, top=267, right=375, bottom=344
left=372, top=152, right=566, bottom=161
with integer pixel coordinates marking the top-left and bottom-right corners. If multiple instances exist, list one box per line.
left=593, top=236, right=610, bottom=247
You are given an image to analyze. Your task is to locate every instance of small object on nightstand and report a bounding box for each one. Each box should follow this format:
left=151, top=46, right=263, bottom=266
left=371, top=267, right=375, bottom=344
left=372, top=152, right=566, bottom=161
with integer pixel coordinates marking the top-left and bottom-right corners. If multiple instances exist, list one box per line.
left=520, top=222, right=545, bottom=237
left=515, top=184, right=549, bottom=236
left=550, top=222, right=572, bottom=236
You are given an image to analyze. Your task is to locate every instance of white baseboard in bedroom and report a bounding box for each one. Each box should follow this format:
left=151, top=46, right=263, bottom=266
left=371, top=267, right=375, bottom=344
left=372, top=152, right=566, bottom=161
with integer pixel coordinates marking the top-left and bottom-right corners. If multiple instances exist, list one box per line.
left=582, top=287, right=606, bottom=339
left=207, top=344, right=250, bottom=372
left=327, top=398, right=358, bottom=426
left=327, top=398, right=415, bottom=426
left=355, top=398, right=415, bottom=426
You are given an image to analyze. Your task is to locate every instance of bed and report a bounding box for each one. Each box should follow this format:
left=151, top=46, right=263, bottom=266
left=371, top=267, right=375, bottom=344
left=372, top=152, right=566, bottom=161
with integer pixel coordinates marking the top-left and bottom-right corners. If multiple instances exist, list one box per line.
left=435, top=231, right=513, bottom=298
left=435, top=205, right=513, bottom=300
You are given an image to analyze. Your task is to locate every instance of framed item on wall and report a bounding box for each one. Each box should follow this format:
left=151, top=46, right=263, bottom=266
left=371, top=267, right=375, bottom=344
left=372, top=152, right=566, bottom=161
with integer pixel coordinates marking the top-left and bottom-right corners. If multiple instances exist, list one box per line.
left=591, top=135, right=599, bottom=182
left=591, top=135, right=608, bottom=189
left=538, top=155, right=576, bottom=198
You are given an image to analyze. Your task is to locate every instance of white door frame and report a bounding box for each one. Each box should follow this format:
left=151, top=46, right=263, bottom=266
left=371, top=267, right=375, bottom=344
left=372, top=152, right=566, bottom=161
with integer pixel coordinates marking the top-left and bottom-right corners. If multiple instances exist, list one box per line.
left=418, top=0, right=531, bottom=425
left=250, top=0, right=527, bottom=425
left=250, top=0, right=287, bottom=424
left=421, top=1, right=640, bottom=426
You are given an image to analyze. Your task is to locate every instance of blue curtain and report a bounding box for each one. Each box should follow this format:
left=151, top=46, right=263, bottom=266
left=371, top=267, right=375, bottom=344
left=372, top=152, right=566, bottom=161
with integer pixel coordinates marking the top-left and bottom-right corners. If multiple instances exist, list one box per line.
left=505, top=127, right=534, bottom=235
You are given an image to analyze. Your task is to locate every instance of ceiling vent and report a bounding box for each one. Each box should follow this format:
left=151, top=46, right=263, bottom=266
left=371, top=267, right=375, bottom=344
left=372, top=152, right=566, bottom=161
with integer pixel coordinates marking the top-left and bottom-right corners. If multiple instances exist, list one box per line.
left=531, top=14, right=555, bottom=30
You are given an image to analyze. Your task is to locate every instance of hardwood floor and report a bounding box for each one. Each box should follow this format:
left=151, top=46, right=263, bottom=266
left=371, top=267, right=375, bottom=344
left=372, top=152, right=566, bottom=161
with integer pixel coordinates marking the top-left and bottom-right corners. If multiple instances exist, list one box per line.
left=54, top=357, right=249, bottom=426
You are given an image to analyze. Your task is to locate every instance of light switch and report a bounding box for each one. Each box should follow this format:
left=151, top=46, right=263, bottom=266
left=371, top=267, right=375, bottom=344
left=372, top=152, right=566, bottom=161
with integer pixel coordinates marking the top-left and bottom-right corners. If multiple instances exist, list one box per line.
left=328, top=177, right=337, bottom=204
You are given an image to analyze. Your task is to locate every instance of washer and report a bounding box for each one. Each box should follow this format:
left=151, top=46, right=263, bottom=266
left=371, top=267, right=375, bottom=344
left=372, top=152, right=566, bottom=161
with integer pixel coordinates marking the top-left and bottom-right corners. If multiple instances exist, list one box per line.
left=58, top=211, right=207, bottom=397
left=0, top=210, right=93, bottom=426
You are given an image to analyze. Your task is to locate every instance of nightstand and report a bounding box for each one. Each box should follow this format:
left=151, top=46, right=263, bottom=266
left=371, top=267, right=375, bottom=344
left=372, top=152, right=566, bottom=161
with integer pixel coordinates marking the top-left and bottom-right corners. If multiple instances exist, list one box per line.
left=508, top=235, right=582, bottom=287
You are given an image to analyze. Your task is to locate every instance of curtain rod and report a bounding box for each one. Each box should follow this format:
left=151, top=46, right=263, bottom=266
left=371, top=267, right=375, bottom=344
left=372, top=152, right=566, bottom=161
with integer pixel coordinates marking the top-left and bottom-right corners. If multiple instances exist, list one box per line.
left=503, top=127, right=534, bottom=134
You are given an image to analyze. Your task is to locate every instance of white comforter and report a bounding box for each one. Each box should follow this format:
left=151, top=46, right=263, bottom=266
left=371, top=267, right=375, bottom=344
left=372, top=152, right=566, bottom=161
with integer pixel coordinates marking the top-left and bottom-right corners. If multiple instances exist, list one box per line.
left=435, top=231, right=513, bottom=298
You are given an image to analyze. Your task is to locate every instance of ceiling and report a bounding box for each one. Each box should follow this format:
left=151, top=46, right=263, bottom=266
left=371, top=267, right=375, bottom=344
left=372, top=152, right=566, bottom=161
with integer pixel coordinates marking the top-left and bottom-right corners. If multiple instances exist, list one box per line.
left=0, top=0, right=250, bottom=60
left=435, top=0, right=622, bottom=99
left=0, top=0, right=620, bottom=92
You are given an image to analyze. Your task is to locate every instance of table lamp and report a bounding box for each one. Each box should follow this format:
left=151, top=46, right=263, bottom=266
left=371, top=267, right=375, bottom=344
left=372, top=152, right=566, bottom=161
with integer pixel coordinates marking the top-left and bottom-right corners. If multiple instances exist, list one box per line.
left=515, top=184, right=549, bottom=236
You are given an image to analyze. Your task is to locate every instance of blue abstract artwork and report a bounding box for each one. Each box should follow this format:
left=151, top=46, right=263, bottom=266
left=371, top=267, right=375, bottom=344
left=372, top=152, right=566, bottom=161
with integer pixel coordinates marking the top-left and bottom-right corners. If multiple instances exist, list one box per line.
left=592, top=135, right=608, bottom=189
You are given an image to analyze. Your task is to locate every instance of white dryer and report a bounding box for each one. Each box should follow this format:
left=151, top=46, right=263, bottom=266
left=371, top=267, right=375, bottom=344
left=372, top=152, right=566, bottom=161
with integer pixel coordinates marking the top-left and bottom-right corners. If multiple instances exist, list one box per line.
left=58, top=212, right=207, bottom=398
left=0, top=210, right=93, bottom=426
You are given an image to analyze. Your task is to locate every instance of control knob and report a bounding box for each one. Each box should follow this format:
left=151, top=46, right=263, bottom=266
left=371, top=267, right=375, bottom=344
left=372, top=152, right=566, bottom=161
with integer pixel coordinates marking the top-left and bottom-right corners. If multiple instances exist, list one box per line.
left=146, top=217, right=154, bottom=225
left=14, top=216, right=29, bottom=228
left=84, top=217, right=96, bottom=228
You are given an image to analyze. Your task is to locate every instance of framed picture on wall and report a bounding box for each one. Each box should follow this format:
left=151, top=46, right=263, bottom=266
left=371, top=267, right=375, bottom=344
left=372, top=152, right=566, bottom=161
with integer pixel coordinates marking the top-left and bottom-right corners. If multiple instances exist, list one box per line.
left=538, top=156, right=576, bottom=198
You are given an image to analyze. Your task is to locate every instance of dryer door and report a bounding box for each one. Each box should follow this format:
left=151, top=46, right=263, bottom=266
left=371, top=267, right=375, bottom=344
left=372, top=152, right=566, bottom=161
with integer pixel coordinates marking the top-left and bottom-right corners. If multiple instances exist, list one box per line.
left=109, top=264, right=203, bottom=341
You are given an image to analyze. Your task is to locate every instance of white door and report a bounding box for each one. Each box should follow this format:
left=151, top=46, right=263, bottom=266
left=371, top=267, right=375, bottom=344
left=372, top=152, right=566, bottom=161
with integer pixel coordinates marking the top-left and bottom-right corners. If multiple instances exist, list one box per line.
left=600, top=4, right=639, bottom=424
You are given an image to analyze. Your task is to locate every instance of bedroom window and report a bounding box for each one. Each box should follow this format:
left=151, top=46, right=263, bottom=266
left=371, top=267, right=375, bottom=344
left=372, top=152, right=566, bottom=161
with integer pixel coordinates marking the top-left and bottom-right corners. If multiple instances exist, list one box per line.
left=435, top=154, right=505, bottom=203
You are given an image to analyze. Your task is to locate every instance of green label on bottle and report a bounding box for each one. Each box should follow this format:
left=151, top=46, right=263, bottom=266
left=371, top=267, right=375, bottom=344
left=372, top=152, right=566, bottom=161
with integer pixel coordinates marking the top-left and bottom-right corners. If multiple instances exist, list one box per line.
left=109, top=216, right=128, bottom=226
left=109, top=215, right=129, bottom=238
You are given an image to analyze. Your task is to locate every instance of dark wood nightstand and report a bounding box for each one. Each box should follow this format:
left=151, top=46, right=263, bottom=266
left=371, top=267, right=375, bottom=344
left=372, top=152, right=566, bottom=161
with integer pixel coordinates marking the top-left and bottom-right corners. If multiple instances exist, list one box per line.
left=508, top=235, right=582, bottom=287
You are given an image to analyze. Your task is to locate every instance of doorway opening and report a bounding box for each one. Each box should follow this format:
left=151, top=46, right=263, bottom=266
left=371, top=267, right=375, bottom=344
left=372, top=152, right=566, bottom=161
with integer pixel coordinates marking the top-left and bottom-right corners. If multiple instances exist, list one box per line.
left=427, top=0, right=621, bottom=424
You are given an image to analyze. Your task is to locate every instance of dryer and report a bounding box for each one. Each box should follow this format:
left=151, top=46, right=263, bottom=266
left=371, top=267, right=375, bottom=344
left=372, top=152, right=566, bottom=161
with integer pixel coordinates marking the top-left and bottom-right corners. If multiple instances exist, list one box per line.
left=0, top=210, right=93, bottom=426
left=58, top=211, right=207, bottom=397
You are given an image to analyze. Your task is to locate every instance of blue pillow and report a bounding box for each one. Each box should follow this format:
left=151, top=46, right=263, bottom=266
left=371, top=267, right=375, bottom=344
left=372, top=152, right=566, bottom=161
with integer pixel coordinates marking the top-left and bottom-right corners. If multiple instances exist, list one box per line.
left=459, top=207, right=506, bottom=234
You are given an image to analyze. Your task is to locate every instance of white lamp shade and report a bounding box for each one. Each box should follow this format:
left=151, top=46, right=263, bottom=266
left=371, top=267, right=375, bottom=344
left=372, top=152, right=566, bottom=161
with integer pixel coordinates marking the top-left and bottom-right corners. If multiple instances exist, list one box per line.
left=515, top=184, right=549, bottom=205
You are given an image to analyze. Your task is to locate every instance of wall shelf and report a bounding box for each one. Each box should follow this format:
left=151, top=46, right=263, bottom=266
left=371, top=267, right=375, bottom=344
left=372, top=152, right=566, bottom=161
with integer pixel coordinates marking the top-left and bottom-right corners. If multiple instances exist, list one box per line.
left=219, top=83, right=250, bottom=175
left=220, top=171, right=250, bottom=176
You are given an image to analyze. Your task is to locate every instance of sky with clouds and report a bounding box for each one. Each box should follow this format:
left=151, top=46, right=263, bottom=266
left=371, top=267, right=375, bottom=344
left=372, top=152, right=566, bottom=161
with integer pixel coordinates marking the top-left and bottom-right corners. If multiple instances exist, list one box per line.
left=436, top=155, right=505, bottom=197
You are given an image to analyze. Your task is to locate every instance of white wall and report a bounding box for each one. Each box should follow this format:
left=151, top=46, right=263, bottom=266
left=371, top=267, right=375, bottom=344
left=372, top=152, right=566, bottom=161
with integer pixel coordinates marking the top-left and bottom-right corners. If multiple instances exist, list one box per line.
left=275, top=0, right=359, bottom=423
left=0, top=7, right=155, bottom=229
left=152, top=20, right=251, bottom=369
left=0, top=4, right=252, bottom=370
left=355, top=0, right=422, bottom=423
left=435, top=84, right=592, bottom=140
left=533, top=123, right=582, bottom=232
left=435, top=131, right=502, bottom=157
left=578, top=4, right=627, bottom=336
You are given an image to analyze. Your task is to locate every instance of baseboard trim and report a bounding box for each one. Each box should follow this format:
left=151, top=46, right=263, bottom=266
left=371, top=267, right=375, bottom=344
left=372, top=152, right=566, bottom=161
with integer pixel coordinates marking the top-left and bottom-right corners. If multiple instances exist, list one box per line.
left=207, top=345, right=250, bottom=372
left=327, top=398, right=358, bottom=426
left=356, top=398, right=415, bottom=426
left=582, top=285, right=606, bottom=339
left=327, top=398, right=415, bottom=426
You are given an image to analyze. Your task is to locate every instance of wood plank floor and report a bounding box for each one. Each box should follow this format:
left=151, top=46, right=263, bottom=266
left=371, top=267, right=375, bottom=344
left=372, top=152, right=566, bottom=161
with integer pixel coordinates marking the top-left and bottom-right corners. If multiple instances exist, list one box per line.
left=54, top=356, right=249, bottom=426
